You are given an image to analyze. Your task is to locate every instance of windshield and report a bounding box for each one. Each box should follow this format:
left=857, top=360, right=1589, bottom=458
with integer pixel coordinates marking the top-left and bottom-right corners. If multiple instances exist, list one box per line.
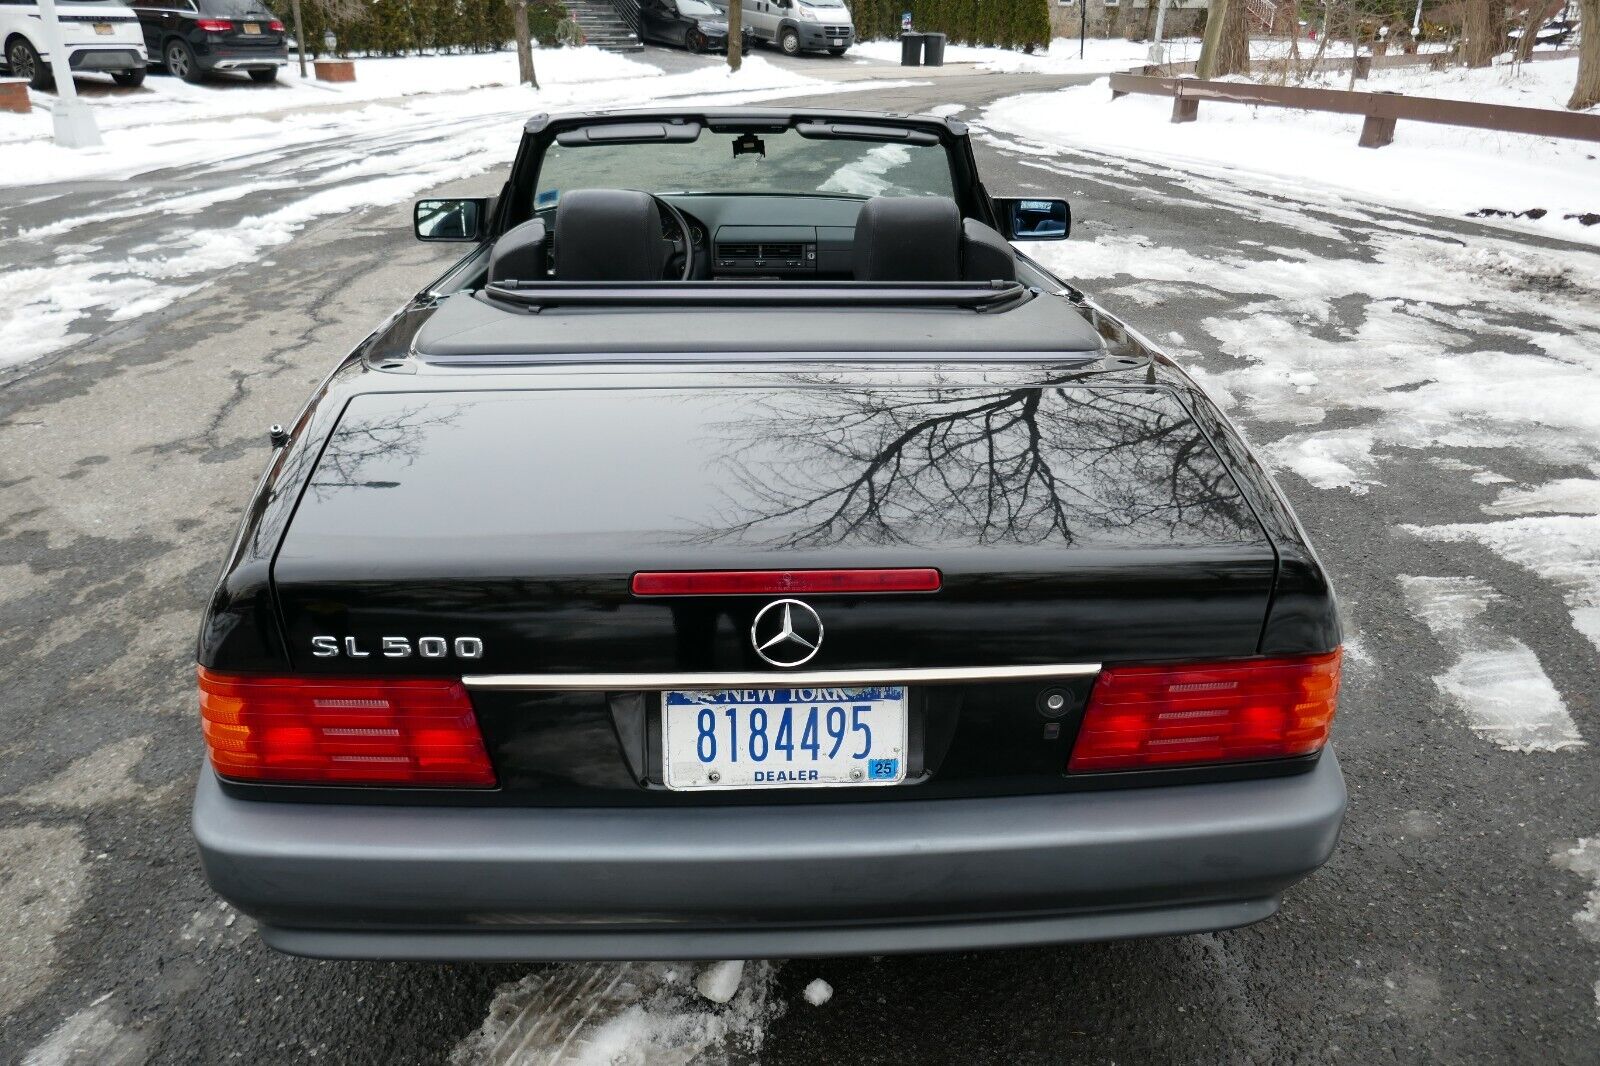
left=535, top=130, right=955, bottom=202
left=676, top=0, right=722, bottom=15
left=802, top=0, right=847, bottom=7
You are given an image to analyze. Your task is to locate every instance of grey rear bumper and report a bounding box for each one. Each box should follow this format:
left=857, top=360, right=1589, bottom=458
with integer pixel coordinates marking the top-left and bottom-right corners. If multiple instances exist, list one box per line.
left=193, top=750, right=1346, bottom=961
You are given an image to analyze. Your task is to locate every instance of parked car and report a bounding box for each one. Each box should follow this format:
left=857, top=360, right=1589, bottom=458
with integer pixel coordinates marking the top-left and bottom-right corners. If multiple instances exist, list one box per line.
left=1, top=0, right=147, bottom=88
left=725, top=0, right=854, bottom=55
left=637, top=0, right=751, bottom=53
left=192, top=106, right=1346, bottom=962
left=129, top=0, right=287, bottom=83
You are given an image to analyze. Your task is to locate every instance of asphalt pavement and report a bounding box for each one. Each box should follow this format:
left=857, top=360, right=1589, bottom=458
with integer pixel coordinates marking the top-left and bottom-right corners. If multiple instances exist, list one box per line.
left=2, top=54, right=1598, bottom=1065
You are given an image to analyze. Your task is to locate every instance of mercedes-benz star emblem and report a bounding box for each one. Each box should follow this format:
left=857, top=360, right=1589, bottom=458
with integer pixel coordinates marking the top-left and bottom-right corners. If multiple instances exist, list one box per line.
left=750, top=598, right=824, bottom=668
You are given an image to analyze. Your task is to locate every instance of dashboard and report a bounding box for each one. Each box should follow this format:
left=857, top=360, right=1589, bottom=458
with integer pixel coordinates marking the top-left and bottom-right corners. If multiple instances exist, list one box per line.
left=661, top=193, right=864, bottom=280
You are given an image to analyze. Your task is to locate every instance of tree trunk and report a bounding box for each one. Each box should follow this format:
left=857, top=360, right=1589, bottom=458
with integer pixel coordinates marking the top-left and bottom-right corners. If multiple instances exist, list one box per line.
left=1197, top=0, right=1251, bottom=77
left=727, top=0, right=742, bottom=71
left=1460, top=0, right=1497, bottom=67
left=1573, top=0, right=1600, bottom=108
left=512, top=0, right=537, bottom=87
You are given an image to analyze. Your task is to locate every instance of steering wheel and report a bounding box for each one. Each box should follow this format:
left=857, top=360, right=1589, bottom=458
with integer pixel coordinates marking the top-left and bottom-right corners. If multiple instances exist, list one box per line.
left=652, top=194, right=696, bottom=281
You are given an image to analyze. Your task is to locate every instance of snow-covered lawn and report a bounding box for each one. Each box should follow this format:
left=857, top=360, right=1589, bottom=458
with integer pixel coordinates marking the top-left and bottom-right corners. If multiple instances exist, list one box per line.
left=982, top=56, right=1600, bottom=246
left=0, top=49, right=841, bottom=188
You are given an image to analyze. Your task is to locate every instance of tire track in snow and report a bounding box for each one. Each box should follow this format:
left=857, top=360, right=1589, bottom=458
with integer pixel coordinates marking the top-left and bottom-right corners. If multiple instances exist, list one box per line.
left=1397, top=574, right=1583, bottom=752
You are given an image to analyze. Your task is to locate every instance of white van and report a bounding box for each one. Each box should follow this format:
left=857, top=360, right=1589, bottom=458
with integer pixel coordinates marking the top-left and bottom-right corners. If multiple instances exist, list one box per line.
left=735, top=0, right=854, bottom=56
left=2, top=0, right=149, bottom=88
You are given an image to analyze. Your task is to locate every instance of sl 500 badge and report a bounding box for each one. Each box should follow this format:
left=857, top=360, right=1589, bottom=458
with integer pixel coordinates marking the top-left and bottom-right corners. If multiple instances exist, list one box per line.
left=311, top=635, right=483, bottom=659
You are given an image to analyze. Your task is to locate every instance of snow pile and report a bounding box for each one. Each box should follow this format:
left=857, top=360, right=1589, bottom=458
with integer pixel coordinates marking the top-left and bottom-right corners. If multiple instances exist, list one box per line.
left=1396, top=575, right=1583, bottom=752
left=802, top=978, right=833, bottom=1006
left=980, top=58, right=1600, bottom=246
left=450, top=960, right=784, bottom=1066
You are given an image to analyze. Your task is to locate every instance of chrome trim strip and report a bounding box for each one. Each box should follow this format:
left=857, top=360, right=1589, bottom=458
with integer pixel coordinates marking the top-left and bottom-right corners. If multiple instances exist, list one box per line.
left=462, top=663, right=1101, bottom=691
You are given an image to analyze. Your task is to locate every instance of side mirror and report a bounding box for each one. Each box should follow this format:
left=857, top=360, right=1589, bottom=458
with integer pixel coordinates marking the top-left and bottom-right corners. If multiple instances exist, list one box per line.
left=414, top=197, right=488, bottom=242
left=993, top=196, right=1071, bottom=241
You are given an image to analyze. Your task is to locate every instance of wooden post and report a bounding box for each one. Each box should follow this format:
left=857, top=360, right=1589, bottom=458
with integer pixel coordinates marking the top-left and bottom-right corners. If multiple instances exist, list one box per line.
left=1358, top=113, right=1395, bottom=146
left=1353, top=55, right=1372, bottom=79
left=1171, top=88, right=1198, bottom=123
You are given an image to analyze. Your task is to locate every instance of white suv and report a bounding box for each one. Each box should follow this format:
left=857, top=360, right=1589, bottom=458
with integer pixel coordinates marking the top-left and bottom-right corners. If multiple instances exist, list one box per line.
left=2, top=0, right=148, bottom=88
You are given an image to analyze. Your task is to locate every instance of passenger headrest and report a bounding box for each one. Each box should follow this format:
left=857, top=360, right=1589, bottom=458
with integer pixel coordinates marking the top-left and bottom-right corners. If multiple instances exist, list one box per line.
left=488, top=218, right=548, bottom=285
left=960, top=218, right=1017, bottom=283
left=853, top=196, right=961, bottom=282
left=553, top=188, right=665, bottom=281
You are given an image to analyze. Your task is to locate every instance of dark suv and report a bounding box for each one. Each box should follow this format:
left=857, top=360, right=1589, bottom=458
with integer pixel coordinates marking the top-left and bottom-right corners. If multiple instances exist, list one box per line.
left=130, top=0, right=287, bottom=83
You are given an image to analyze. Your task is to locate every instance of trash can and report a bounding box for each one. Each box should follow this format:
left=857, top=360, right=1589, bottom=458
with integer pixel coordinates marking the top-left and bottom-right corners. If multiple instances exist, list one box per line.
left=922, top=31, right=946, bottom=66
left=899, top=32, right=924, bottom=66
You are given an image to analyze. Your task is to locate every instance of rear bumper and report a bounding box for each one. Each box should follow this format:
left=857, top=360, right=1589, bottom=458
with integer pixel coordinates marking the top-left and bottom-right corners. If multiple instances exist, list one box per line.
left=198, top=46, right=289, bottom=71
left=193, top=750, right=1346, bottom=961
left=69, top=48, right=146, bottom=71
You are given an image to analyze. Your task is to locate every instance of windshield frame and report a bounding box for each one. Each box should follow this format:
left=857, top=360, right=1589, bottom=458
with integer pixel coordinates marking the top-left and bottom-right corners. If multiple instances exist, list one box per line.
left=501, top=108, right=992, bottom=242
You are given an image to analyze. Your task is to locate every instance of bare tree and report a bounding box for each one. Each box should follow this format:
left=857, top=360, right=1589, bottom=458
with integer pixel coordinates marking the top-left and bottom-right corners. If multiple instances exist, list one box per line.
left=1573, top=0, right=1600, bottom=108
left=511, top=0, right=539, bottom=86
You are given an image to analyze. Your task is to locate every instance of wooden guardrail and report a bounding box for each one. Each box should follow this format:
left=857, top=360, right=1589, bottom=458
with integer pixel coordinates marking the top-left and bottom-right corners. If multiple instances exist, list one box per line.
left=1108, top=72, right=1600, bottom=148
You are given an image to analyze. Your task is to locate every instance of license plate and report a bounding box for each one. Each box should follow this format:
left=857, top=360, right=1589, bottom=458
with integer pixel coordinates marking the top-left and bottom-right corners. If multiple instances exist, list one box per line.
left=831, top=37, right=844, bottom=45
left=94, top=22, right=113, bottom=34
left=243, top=22, right=261, bottom=33
left=663, top=686, right=907, bottom=790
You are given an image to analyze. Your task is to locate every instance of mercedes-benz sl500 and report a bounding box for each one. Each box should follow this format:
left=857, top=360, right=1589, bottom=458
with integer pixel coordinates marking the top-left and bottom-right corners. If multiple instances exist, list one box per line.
left=192, top=108, right=1346, bottom=961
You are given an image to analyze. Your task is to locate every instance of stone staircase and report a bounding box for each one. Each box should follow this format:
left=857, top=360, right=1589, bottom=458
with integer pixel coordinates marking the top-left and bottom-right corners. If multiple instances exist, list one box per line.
left=564, top=0, right=645, bottom=51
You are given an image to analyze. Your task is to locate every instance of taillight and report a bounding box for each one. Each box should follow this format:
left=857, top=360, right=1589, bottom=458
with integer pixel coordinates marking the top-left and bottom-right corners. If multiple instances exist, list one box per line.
left=1068, top=650, right=1341, bottom=773
left=268, top=18, right=285, bottom=30
left=631, top=568, right=941, bottom=595
left=196, top=18, right=233, bottom=31
left=197, top=668, right=496, bottom=786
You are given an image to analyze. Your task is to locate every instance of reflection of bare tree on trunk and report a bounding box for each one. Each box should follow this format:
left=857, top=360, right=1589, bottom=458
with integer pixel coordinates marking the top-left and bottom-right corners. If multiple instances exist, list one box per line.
left=307, top=403, right=465, bottom=498
left=688, top=380, right=1252, bottom=549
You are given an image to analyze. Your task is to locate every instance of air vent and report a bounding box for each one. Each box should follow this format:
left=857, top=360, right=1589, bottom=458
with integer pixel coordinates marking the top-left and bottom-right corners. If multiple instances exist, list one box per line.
left=718, top=243, right=761, bottom=259
left=763, top=243, right=804, bottom=259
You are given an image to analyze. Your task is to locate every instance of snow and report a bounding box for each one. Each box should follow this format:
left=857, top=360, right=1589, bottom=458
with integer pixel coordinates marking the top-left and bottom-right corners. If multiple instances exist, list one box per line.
left=980, top=58, right=1600, bottom=247
left=450, top=960, right=782, bottom=1066
left=852, top=35, right=1174, bottom=74
left=695, top=959, right=746, bottom=1005
left=1553, top=837, right=1600, bottom=1021
left=1397, top=575, right=1583, bottom=753
left=21, top=995, right=148, bottom=1066
left=1483, top=476, right=1600, bottom=516
left=0, top=52, right=842, bottom=189
left=1403, top=516, right=1600, bottom=657
left=0, top=51, right=898, bottom=370
left=802, top=978, right=834, bottom=1006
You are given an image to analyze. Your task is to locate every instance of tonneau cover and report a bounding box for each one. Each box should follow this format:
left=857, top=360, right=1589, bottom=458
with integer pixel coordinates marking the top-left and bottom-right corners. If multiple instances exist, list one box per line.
left=412, top=289, right=1106, bottom=361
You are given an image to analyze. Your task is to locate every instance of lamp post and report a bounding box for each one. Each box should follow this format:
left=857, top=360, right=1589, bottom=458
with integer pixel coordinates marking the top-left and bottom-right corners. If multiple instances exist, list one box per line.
left=290, top=0, right=306, bottom=77
left=1410, top=0, right=1423, bottom=37
left=37, top=0, right=101, bottom=147
left=1149, top=0, right=1171, bottom=65
left=323, top=28, right=337, bottom=57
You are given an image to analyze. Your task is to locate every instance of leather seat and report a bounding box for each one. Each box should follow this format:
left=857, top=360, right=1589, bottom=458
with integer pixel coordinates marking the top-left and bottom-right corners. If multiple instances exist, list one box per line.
left=552, top=188, right=667, bottom=281
left=852, top=196, right=1017, bottom=283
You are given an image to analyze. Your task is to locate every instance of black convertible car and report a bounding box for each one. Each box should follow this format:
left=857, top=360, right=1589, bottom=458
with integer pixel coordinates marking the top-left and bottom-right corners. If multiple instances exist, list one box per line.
left=193, top=107, right=1346, bottom=961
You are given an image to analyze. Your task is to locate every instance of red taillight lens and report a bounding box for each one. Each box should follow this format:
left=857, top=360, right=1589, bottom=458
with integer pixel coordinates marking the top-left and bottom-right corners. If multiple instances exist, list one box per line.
left=269, top=18, right=285, bottom=30
left=1068, top=650, right=1341, bottom=773
left=631, top=568, right=942, bottom=596
left=197, top=668, right=496, bottom=787
left=196, top=18, right=233, bottom=31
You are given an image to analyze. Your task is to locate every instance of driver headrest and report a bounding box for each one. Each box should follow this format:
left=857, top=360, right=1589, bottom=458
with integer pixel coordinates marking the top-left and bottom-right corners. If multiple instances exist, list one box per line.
left=852, top=196, right=962, bottom=282
left=553, top=188, right=665, bottom=281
